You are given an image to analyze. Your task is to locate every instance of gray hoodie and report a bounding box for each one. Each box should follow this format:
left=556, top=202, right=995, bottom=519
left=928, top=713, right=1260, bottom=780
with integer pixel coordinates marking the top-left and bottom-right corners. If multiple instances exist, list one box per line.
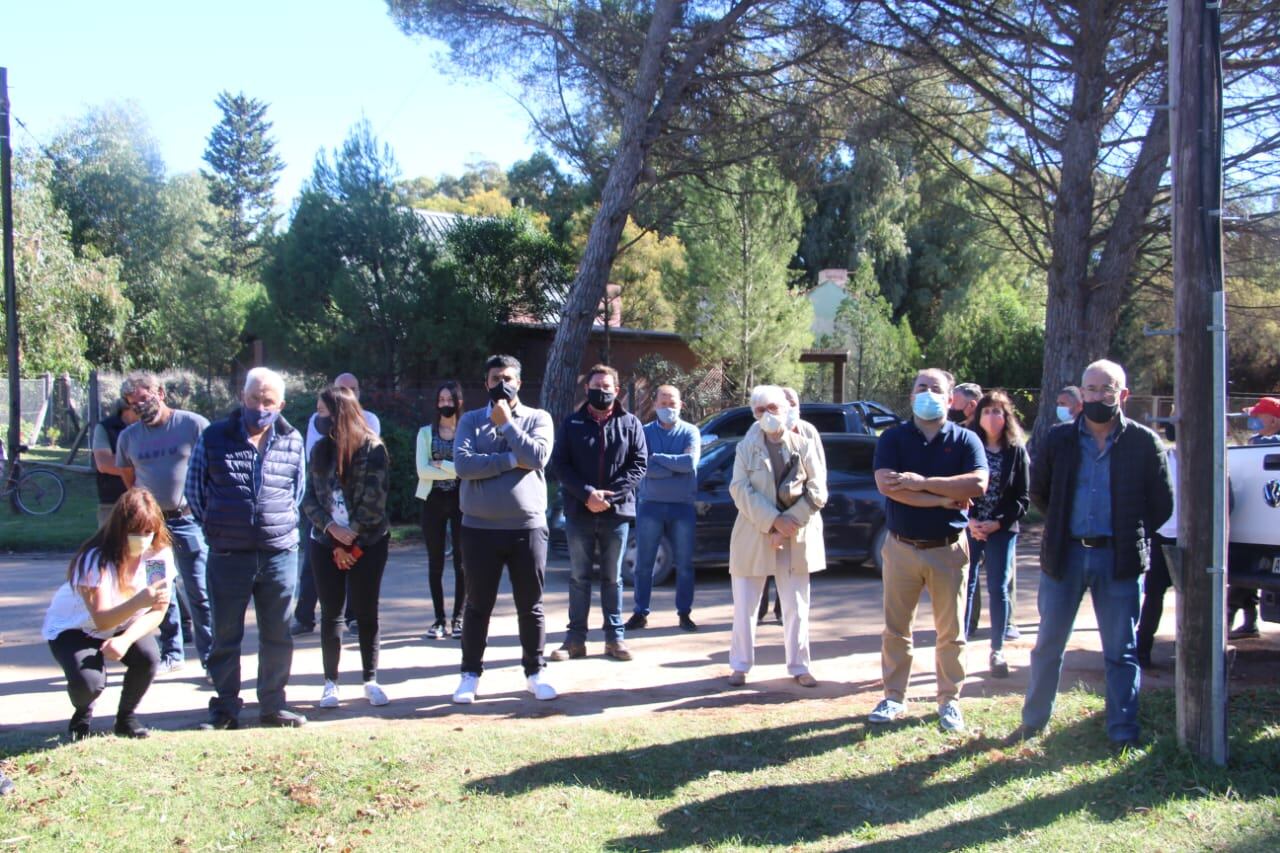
left=455, top=402, right=554, bottom=529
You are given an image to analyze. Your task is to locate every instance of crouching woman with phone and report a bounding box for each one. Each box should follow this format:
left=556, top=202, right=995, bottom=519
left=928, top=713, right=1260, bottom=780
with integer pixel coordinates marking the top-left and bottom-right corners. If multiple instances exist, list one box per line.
left=41, top=488, right=175, bottom=740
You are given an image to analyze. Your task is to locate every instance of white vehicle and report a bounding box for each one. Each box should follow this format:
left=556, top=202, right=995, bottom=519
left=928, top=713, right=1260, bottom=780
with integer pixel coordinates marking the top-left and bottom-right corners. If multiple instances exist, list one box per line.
left=1227, top=443, right=1280, bottom=623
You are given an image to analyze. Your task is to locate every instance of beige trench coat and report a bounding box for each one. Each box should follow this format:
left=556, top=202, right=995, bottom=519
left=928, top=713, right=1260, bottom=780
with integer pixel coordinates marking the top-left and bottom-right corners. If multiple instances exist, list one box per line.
left=728, top=422, right=828, bottom=577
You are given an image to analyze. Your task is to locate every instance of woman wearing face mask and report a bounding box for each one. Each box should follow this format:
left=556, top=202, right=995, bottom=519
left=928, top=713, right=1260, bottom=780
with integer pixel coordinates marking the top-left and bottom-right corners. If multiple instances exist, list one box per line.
left=303, top=385, right=392, bottom=708
left=416, top=381, right=466, bottom=640
left=42, top=488, right=176, bottom=740
left=726, top=385, right=828, bottom=688
left=962, top=390, right=1030, bottom=677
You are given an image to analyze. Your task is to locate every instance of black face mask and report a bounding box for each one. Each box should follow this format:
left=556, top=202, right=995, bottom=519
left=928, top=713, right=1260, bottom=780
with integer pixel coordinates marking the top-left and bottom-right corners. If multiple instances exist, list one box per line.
left=438, top=405, right=457, bottom=419
left=947, top=408, right=967, bottom=424
left=488, top=380, right=517, bottom=403
left=313, top=415, right=333, bottom=436
left=1083, top=400, right=1120, bottom=424
left=587, top=389, right=616, bottom=410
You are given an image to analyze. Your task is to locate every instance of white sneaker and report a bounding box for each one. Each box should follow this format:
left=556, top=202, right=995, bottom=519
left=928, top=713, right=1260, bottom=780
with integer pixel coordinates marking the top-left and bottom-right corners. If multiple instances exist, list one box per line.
left=526, top=672, right=558, bottom=701
left=452, top=672, right=480, bottom=704
left=319, top=680, right=339, bottom=709
left=364, top=681, right=389, bottom=706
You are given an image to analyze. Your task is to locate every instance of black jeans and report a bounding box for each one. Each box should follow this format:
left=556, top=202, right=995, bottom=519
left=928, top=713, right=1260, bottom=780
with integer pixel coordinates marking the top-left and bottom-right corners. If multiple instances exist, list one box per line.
left=421, top=488, right=465, bottom=622
left=460, top=525, right=547, bottom=677
left=310, top=535, right=390, bottom=682
left=48, top=629, right=160, bottom=724
left=1136, top=535, right=1174, bottom=660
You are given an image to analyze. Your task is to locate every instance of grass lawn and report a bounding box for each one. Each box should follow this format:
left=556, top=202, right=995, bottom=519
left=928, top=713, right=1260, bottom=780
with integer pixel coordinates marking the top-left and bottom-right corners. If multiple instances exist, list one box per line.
left=0, top=448, right=98, bottom=552
left=2, top=688, right=1277, bottom=851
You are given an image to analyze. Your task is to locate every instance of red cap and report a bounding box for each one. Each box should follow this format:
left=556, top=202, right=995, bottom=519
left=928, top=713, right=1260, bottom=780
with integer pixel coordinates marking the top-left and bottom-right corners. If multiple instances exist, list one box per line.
left=1246, top=397, right=1280, bottom=419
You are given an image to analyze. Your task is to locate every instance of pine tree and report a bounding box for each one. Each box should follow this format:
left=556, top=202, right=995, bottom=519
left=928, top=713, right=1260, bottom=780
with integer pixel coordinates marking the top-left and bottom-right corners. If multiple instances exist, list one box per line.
left=201, top=91, right=284, bottom=277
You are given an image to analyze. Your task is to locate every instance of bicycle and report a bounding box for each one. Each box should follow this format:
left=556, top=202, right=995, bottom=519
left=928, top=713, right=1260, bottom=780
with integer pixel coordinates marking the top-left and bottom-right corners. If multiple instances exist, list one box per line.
left=1, top=444, right=68, bottom=516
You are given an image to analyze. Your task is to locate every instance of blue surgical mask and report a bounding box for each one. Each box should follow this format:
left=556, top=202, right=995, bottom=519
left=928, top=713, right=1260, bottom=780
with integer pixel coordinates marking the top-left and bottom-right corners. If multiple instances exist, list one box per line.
left=656, top=406, right=678, bottom=425
left=1248, top=416, right=1263, bottom=432
left=243, top=407, right=280, bottom=434
left=1056, top=406, right=1072, bottom=423
left=760, top=411, right=785, bottom=434
left=785, top=407, right=799, bottom=430
left=912, top=391, right=947, bottom=422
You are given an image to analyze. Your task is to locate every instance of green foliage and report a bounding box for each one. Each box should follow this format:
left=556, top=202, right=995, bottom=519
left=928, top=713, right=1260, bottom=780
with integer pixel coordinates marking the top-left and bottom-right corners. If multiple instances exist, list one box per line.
left=568, top=211, right=686, bottom=332
left=376, top=419, right=420, bottom=524
left=924, top=278, right=1046, bottom=390
left=4, top=153, right=131, bottom=374
left=165, top=270, right=265, bottom=397
left=834, top=258, right=922, bottom=399
left=201, top=91, right=285, bottom=277
left=678, top=160, right=814, bottom=400
left=506, top=151, right=594, bottom=242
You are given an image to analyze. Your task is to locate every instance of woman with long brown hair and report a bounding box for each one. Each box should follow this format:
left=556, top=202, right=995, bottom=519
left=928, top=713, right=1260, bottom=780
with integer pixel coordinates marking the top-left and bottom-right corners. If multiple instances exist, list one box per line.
left=415, top=380, right=465, bottom=640
left=42, top=488, right=176, bottom=739
left=302, top=385, right=391, bottom=708
left=963, top=389, right=1030, bottom=678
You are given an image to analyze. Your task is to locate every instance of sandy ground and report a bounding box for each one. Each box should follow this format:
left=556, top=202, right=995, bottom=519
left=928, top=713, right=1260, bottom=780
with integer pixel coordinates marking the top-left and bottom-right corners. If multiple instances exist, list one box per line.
left=1, top=527, right=1276, bottom=738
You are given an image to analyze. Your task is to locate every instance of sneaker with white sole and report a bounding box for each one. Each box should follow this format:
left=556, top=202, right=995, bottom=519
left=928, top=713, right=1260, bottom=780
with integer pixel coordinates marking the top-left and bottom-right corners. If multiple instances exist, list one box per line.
left=526, top=672, right=558, bottom=701
left=938, top=700, right=965, bottom=732
left=319, top=680, right=339, bottom=709
left=364, top=681, right=389, bottom=706
left=452, top=672, right=480, bottom=704
left=990, top=649, right=1010, bottom=678
left=868, top=698, right=907, bottom=724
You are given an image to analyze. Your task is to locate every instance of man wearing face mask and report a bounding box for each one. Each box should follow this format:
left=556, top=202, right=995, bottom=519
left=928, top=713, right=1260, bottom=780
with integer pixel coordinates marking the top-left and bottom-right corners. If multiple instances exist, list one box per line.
left=185, top=367, right=309, bottom=730
left=1015, top=359, right=1172, bottom=752
left=870, top=368, right=988, bottom=732
left=550, top=364, right=648, bottom=662
left=293, top=373, right=382, bottom=636
left=115, top=372, right=212, bottom=674
left=949, top=383, right=982, bottom=427
left=451, top=354, right=558, bottom=703
left=626, top=384, right=699, bottom=632
left=1056, top=386, right=1084, bottom=424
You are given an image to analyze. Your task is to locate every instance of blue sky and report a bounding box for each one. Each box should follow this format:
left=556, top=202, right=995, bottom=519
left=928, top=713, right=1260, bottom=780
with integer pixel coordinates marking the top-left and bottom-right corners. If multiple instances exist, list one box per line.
left=1, top=0, right=539, bottom=209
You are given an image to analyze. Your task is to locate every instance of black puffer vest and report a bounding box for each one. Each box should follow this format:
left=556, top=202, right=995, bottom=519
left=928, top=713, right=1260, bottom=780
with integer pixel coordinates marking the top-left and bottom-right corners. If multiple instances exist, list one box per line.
left=200, top=410, right=304, bottom=552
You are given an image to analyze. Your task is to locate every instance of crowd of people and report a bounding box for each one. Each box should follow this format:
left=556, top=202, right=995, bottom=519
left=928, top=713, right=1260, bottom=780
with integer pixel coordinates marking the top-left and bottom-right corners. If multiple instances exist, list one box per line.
left=27, top=349, right=1233, bottom=770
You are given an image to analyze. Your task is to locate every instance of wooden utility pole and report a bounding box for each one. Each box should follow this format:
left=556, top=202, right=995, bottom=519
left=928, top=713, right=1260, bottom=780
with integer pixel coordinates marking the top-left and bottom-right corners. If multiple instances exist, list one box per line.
left=1170, top=0, right=1228, bottom=764
left=1, top=68, right=21, bottom=491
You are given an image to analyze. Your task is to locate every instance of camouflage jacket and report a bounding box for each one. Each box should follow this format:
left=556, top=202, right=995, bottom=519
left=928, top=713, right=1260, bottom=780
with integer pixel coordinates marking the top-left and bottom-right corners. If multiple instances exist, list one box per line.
left=302, top=436, right=391, bottom=548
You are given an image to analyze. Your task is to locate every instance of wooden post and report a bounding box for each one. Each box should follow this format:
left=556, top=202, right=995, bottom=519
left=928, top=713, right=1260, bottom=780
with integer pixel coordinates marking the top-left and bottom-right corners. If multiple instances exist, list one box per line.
left=1170, top=0, right=1228, bottom=764
left=1, top=68, right=20, bottom=488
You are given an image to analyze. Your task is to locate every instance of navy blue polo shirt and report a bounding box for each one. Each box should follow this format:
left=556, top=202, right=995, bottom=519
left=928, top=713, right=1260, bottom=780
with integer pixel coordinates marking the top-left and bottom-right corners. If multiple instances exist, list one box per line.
left=873, top=420, right=987, bottom=539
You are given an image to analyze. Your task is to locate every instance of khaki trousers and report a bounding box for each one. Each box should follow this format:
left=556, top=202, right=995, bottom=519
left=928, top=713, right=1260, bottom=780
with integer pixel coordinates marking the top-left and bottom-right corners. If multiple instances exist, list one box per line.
left=880, top=533, right=969, bottom=705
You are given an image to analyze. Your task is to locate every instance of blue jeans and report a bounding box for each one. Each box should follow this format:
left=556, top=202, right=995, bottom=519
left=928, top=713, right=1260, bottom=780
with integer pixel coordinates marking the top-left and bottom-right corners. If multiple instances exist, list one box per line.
left=631, top=500, right=696, bottom=617
left=564, top=515, right=628, bottom=643
left=1022, top=543, right=1142, bottom=742
left=965, top=529, right=1016, bottom=650
left=205, top=547, right=298, bottom=719
left=158, top=516, right=212, bottom=667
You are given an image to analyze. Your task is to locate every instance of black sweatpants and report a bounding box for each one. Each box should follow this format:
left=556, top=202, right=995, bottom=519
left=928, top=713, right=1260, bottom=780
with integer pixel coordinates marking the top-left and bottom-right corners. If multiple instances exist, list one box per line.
left=48, top=629, right=160, bottom=725
left=421, top=487, right=465, bottom=622
left=460, top=525, right=548, bottom=677
left=310, top=535, right=390, bottom=682
left=1136, top=535, right=1174, bottom=659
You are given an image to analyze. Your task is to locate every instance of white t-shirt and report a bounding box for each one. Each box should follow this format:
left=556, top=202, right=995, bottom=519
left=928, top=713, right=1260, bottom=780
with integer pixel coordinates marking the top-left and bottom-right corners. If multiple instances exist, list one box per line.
left=42, top=546, right=178, bottom=641
left=1158, top=450, right=1178, bottom=539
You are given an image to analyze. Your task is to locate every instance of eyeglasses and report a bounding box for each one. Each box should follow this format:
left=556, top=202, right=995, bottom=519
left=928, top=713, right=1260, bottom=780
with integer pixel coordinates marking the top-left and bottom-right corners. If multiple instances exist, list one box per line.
left=1082, top=385, right=1120, bottom=402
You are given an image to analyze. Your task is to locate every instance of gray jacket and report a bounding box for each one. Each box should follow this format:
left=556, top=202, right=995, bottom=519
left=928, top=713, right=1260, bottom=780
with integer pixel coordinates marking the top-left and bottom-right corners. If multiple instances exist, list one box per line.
left=455, top=402, right=554, bottom=529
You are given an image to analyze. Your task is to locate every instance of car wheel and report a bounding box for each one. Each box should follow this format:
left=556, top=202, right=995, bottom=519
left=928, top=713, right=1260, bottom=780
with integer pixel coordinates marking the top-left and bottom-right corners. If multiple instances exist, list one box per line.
left=621, top=533, right=674, bottom=588
left=868, top=526, right=887, bottom=577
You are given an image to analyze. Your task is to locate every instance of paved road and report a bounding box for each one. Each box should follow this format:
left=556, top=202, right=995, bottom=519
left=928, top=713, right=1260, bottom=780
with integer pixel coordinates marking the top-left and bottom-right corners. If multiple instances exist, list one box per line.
left=1, top=531, right=1272, bottom=740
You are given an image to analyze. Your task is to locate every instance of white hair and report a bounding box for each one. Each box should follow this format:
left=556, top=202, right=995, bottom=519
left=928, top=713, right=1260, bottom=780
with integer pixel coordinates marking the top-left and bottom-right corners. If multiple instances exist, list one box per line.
left=749, top=385, right=786, bottom=412
left=1082, top=359, right=1127, bottom=391
left=781, top=387, right=800, bottom=407
left=244, top=367, right=286, bottom=397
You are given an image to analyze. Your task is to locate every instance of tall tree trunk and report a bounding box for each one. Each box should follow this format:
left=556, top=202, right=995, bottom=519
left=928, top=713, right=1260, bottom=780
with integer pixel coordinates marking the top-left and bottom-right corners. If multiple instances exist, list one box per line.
left=541, top=0, right=682, bottom=425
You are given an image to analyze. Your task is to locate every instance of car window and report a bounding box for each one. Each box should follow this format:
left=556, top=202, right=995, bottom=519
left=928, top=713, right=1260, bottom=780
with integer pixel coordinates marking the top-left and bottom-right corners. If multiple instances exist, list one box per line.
left=704, top=411, right=754, bottom=439
left=699, top=442, right=736, bottom=471
left=805, top=411, right=847, bottom=433
left=824, top=441, right=876, bottom=476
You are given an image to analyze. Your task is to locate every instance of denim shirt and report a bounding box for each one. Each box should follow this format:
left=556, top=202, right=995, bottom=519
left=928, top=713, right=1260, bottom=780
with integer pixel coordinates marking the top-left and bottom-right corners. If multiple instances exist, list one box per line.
left=1068, top=419, right=1119, bottom=538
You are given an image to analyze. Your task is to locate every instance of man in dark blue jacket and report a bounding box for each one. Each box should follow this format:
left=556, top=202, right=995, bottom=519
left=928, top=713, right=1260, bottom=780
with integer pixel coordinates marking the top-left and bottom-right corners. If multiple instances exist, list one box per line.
left=185, top=367, right=308, bottom=730
left=1018, top=359, right=1173, bottom=752
left=549, top=364, right=647, bottom=662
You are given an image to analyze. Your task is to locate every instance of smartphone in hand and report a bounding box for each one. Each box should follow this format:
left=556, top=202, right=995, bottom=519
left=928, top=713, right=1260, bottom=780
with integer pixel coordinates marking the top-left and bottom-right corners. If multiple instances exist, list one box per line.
left=145, top=559, right=166, bottom=586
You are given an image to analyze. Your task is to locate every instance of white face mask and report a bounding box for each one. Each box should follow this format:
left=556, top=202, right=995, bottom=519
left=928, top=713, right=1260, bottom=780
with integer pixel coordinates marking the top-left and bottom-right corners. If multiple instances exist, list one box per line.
left=126, top=533, right=154, bottom=556
left=785, top=406, right=799, bottom=430
left=760, top=411, right=785, bottom=434
left=1056, top=406, right=1073, bottom=423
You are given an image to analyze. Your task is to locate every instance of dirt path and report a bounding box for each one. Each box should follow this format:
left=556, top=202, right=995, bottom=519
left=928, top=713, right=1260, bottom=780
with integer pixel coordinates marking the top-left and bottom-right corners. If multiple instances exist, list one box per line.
left=2, top=527, right=1275, bottom=736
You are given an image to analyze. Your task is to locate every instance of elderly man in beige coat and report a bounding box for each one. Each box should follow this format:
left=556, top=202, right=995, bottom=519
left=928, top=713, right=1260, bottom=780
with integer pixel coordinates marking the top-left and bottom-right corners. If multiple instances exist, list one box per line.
left=727, top=385, right=828, bottom=688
